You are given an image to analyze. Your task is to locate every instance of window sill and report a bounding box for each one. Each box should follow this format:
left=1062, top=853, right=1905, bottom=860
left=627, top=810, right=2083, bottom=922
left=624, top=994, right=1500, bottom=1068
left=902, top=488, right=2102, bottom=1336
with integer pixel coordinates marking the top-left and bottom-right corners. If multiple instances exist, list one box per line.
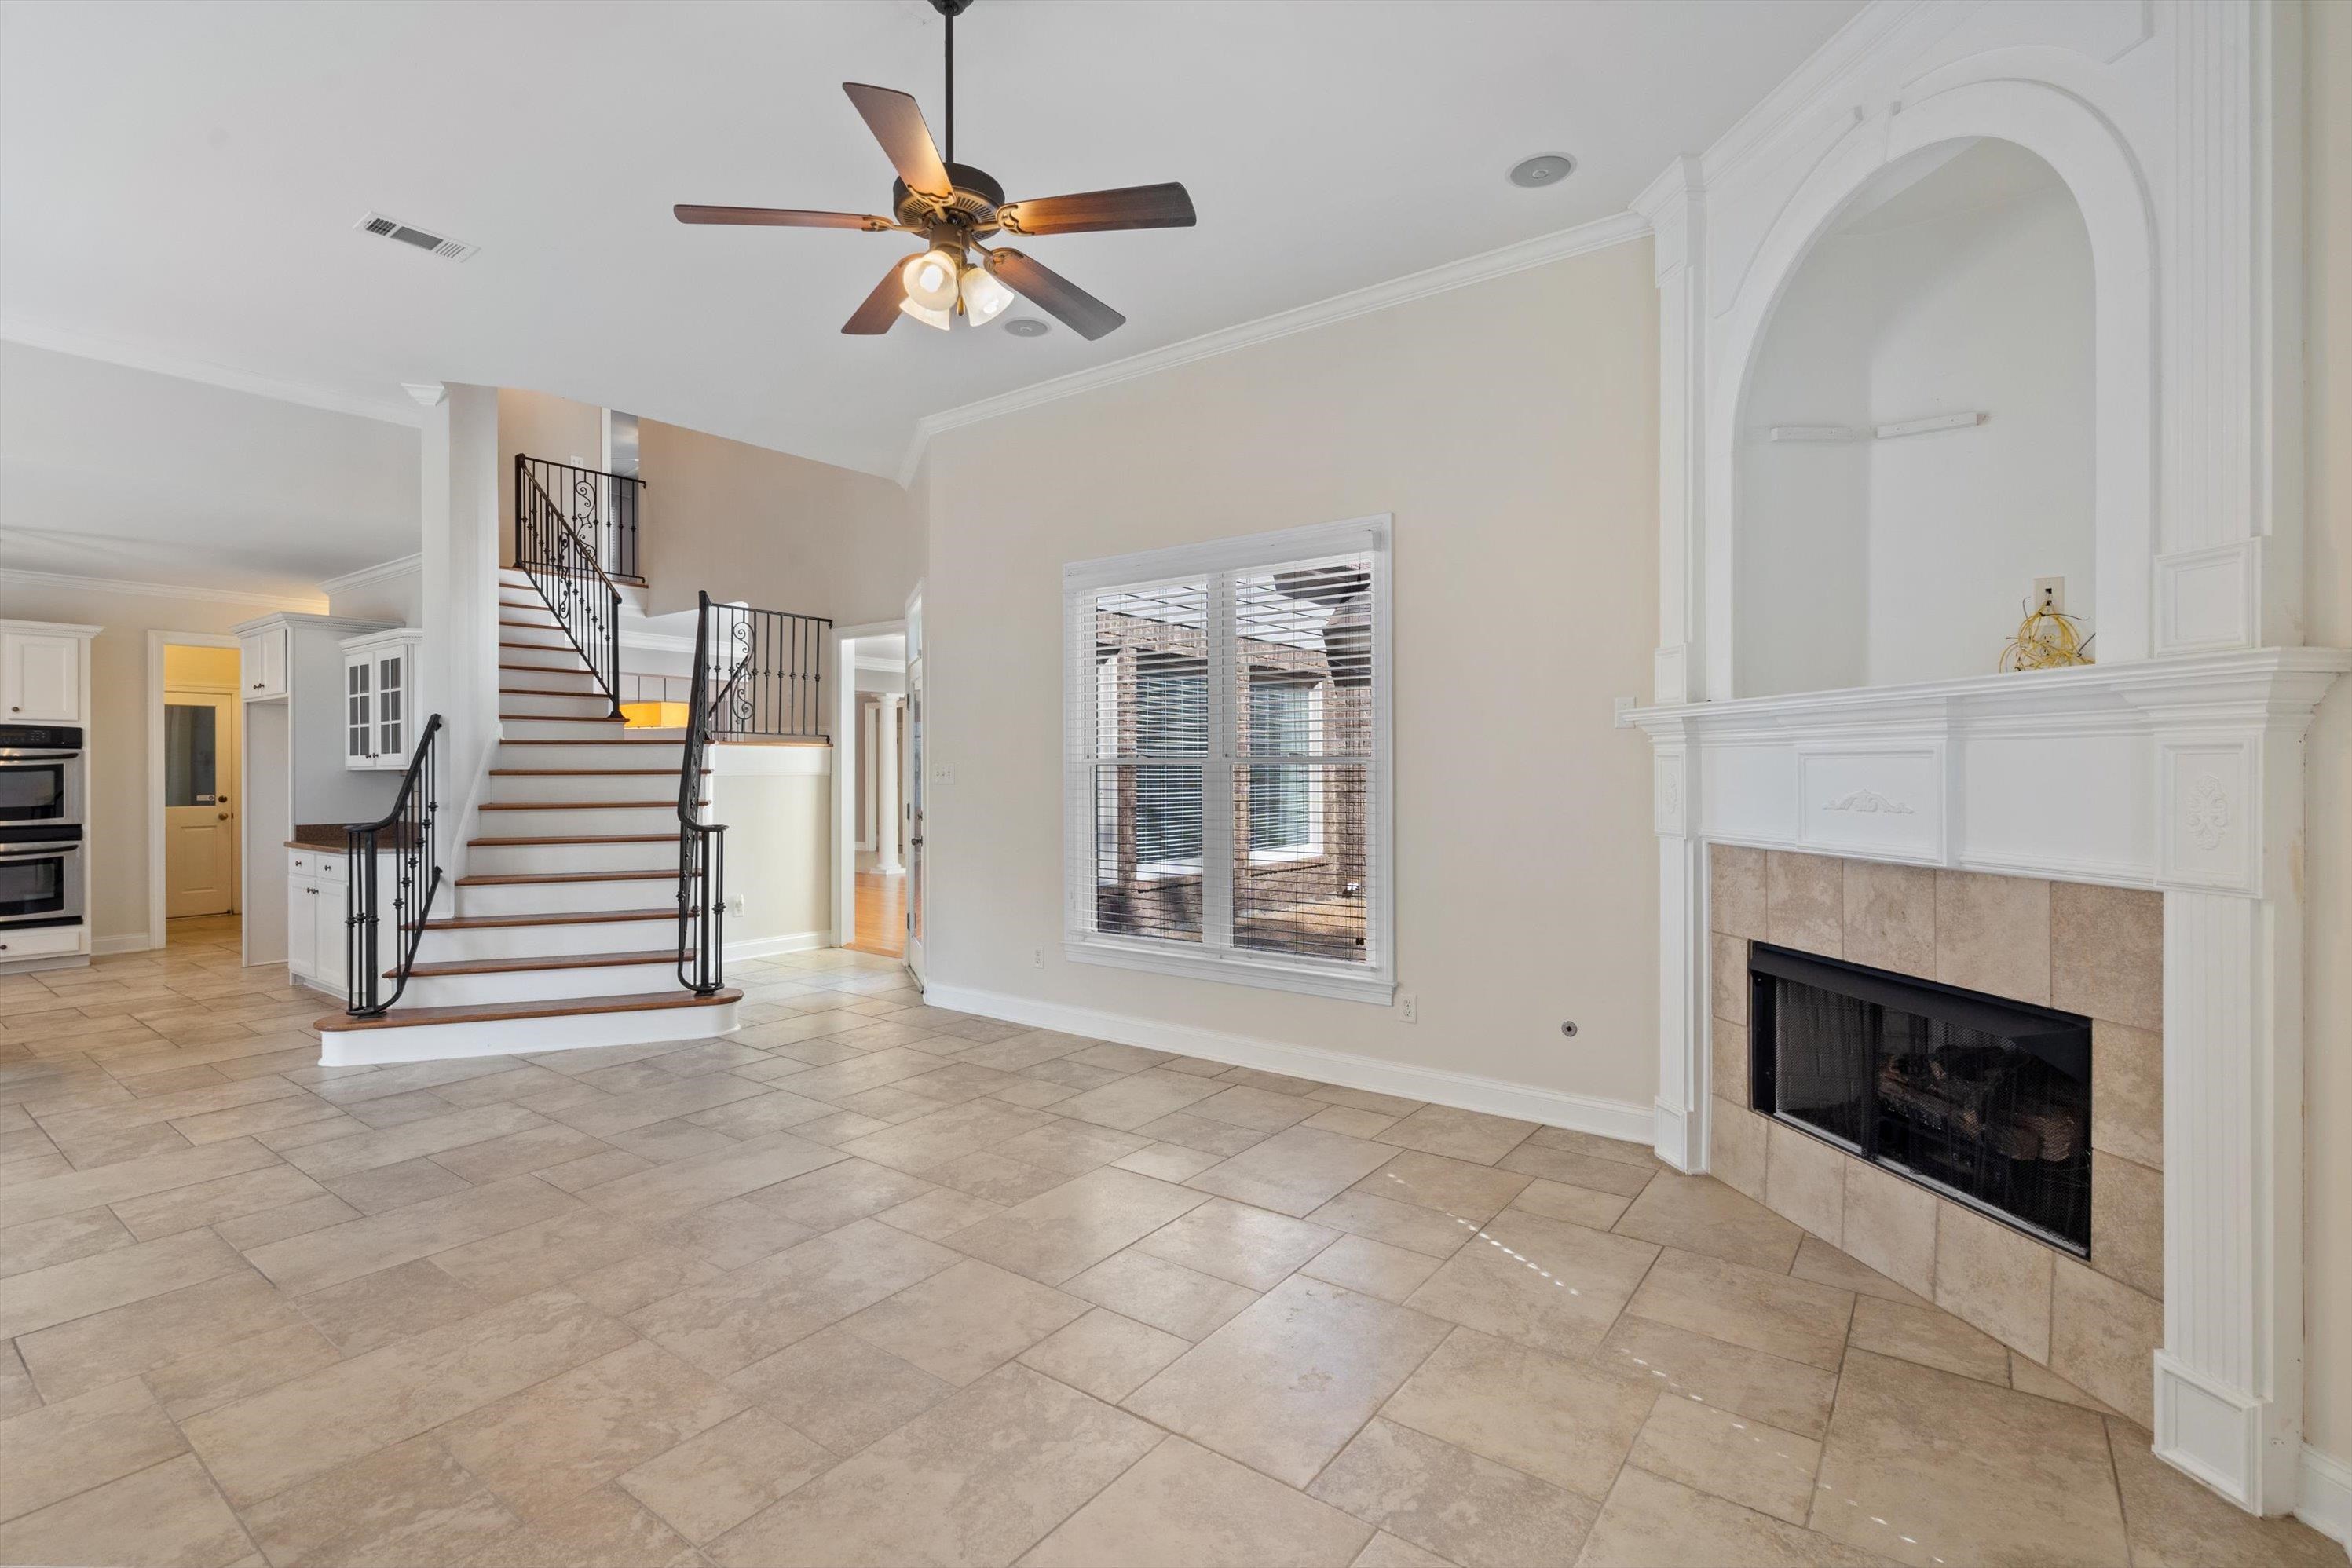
left=1063, top=934, right=1395, bottom=1005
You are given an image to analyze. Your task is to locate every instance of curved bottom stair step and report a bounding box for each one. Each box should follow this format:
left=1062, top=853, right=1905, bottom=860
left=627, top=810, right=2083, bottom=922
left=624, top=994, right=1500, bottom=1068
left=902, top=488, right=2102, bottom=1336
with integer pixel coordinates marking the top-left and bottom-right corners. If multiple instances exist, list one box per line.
left=314, top=988, right=742, bottom=1067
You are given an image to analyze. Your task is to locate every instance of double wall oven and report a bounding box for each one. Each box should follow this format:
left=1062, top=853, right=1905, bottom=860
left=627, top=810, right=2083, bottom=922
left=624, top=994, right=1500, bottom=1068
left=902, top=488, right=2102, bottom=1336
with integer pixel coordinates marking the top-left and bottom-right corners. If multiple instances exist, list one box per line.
left=0, top=723, right=84, bottom=929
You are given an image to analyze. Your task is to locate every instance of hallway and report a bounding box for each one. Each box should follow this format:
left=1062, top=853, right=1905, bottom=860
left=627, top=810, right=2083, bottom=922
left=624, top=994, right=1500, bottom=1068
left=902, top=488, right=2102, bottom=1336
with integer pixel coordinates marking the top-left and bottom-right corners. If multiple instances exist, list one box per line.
left=847, top=871, right=905, bottom=959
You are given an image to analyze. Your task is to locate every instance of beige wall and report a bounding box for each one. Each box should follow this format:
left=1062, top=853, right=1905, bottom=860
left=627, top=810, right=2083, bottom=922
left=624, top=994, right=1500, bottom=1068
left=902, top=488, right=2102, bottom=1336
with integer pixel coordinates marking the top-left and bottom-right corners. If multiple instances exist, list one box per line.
left=635, top=418, right=916, bottom=628
left=918, top=239, right=1661, bottom=1110
left=496, top=388, right=604, bottom=566
left=710, top=748, right=832, bottom=952
left=2302, top=0, right=2352, bottom=1468
left=0, top=580, right=326, bottom=949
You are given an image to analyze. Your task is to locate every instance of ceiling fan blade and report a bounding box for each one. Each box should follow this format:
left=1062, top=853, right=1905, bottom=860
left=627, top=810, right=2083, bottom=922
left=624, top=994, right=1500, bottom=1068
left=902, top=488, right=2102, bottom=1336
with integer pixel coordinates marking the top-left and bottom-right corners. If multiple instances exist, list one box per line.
left=842, top=82, right=953, bottom=200
left=995, top=182, right=1197, bottom=236
left=675, top=204, right=897, bottom=230
left=984, top=247, right=1126, bottom=340
left=843, top=254, right=920, bottom=334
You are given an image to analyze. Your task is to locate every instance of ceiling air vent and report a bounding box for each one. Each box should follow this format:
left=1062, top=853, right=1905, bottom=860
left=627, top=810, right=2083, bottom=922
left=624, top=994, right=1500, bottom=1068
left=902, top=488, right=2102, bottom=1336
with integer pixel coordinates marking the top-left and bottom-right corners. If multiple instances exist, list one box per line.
left=353, top=211, right=478, bottom=262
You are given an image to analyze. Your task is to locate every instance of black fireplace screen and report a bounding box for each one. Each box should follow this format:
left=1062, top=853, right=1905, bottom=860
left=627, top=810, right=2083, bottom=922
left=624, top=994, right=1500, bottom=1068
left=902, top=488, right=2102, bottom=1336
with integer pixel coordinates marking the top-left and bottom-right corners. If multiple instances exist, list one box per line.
left=1749, top=943, right=2093, bottom=1255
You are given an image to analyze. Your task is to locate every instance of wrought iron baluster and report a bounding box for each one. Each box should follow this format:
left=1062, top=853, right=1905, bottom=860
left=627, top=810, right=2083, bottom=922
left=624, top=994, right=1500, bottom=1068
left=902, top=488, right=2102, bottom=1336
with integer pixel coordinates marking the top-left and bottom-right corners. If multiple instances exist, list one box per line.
left=345, top=714, right=442, bottom=1018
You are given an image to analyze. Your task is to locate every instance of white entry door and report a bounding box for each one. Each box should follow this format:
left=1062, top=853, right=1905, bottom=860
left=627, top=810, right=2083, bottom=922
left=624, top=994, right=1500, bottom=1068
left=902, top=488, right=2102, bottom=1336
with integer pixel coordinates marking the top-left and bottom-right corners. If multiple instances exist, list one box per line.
left=903, top=583, right=926, bottom=989
left=164, top=690, right=238, bottom=917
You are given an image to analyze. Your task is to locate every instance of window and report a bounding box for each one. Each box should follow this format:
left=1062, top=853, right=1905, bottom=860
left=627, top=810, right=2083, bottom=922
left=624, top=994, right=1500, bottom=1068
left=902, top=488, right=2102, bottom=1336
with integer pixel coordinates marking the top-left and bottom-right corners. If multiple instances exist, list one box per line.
left=1065, top=517, right=1392, bottom=1003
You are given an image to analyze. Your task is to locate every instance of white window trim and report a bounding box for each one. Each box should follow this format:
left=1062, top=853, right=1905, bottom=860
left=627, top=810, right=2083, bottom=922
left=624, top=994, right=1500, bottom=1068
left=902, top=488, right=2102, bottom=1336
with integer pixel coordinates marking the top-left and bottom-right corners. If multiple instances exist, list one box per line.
left=1063, top=515, right=1395, bottom=1006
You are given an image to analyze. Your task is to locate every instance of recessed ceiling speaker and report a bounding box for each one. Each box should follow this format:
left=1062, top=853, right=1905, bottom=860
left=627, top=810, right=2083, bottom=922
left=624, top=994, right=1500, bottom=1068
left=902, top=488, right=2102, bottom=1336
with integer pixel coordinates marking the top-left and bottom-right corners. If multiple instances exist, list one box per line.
left=1509, top=153, right=1577, bottom=188
left=1004, top=318, right=1050, bottom=337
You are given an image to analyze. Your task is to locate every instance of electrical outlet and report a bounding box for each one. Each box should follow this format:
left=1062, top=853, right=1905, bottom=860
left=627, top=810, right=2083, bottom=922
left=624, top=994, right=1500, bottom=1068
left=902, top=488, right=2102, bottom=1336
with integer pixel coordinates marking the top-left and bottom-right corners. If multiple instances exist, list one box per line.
left=2033, top=576, right=2065, bottom=614
left=726, top=894, right=746, bottom=916
left=1399, top=993, right=1418, bottom=1024
left=1030, top=946, right=1044, bottom=968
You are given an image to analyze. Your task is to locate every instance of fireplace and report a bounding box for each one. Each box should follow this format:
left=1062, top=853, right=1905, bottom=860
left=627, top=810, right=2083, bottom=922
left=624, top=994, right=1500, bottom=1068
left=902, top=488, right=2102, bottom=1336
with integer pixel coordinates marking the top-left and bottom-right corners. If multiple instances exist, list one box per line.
left=1748, top=942, right=2093, bottom=1255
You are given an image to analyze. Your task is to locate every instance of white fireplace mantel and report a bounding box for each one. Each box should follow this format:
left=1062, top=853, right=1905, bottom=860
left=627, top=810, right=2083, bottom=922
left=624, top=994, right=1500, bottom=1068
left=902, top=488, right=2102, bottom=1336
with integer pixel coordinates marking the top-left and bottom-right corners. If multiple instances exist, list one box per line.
left=1622, top=649, right=2347, bottom=896
left=1621, top=0, right=2339, bottom=1524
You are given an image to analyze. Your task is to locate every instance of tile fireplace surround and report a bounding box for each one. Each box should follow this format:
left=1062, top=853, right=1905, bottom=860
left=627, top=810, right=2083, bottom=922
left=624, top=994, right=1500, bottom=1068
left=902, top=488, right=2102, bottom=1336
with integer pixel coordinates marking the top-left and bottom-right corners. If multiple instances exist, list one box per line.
left=1706, top=847, right=2164, bottom=1427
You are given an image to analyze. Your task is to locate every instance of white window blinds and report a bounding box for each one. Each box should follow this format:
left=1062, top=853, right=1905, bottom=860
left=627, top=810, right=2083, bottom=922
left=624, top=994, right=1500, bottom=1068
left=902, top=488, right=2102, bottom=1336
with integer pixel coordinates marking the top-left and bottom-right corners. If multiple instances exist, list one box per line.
left=1063, top=517, right=1392, bottom=1004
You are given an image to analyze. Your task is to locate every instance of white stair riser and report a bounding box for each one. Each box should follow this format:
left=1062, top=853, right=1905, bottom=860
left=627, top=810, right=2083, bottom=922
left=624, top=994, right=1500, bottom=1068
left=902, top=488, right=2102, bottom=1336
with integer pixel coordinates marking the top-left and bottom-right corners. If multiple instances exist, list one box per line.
left=497, top=664, right=602, bottom=695
left=499, top=717, right=631, bottom=741
left=321, top=1000, right=737, bottom=1066
left=466, top=839, right=678, bottom=875
left=457, top=877, right=674, bottom=916
left=502, top=691, right=617, bottom=719
left=413, top=916, right=676, bottom=963
left=498, top=623, right=575, bottom=650
left=398, top=959, right=684, bottom=1008
left=495, top=742, right=686, bottom=769
left=478, top=803, right=680, bottom=837
left=489, top=772, right=682, bottom=805
left=499, top=602, right=559, bottom=624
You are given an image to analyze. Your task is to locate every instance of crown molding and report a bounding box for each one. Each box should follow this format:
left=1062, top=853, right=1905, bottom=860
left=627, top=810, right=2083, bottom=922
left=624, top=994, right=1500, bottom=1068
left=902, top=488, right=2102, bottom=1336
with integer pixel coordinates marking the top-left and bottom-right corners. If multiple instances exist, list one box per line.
left=0, top=567, right=327, bottom=614
left=316, top=553, right=422, bottom=597
left=894, top=209, right=1653, bottom=484
left=620, top=629, right=697, bottom=655
left=0, top=319, right=427, bottom=428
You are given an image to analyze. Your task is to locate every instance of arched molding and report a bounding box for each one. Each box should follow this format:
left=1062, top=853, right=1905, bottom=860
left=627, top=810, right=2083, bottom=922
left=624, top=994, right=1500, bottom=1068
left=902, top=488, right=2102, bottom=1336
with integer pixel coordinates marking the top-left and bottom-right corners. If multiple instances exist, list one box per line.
left=1701, top=76, right=2155, bottom=697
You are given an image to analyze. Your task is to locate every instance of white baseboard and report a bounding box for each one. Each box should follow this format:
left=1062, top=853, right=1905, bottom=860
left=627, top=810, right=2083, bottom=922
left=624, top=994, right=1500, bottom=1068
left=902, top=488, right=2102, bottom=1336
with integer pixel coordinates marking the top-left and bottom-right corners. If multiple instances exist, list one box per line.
left=726, top=930, right=830, bottom=963
left=92, top=933, right=156, bottom=955
left=921, top=980, right=1655, bottom=1145
left=2302, top=1444, right=2352, bottom=1550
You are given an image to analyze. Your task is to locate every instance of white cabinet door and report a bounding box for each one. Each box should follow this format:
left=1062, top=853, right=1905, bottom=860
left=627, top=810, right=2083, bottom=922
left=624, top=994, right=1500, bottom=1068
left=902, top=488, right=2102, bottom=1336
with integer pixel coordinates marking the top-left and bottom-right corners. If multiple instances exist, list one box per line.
left=373, top=644, right=410, bottom=766
left=2, top=630, right=82, bottom=722
left=286, top=862, right=319, bottom=979
left=240, top=626, right=288, bottom=701
left=343, top=652, right=377, bottom=767
left=314, top=876, right=349, bottom=996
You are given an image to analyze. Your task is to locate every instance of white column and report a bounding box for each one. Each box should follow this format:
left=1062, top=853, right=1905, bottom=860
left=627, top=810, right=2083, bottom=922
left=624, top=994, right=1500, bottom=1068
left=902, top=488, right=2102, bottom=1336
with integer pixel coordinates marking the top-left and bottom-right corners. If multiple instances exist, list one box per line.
left=874, top=695, right=902, bottom=874
left=2144, top=700, right=2317, bottom=1515
left=1649, top=738, right=1707, bottom=1172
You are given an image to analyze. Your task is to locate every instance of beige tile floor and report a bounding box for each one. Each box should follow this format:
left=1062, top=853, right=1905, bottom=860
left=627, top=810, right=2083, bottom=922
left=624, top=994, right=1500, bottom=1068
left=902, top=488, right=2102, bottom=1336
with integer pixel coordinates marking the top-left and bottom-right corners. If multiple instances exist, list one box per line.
left=0, top=916, right=2339, bottom=1567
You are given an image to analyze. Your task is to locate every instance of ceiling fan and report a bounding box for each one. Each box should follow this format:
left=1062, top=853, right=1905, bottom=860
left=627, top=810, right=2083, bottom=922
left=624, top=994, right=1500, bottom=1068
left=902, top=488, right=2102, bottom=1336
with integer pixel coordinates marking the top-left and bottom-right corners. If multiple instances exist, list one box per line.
left=675, top=0, right=1194, bottom=341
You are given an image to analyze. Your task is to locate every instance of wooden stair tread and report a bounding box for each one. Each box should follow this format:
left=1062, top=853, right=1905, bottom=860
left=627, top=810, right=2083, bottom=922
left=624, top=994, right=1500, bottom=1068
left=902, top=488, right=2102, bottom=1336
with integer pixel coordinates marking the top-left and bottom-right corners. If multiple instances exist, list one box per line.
left=317, top=988, right=741, bottom=1033
left=480, top=807, right=703, bottom=816
left=499, top=736, right=685, bottom=746
left=414, top=906, right=674, bottom=930
left=501, top=715, right=625, bottom=723
left=457, top=869, right=676, bottom=886
left=469, top=832, right=680, bottom=846
left=501, top=687, right=612, bottom=698
left=397, top=948, right=682, bottom=978
left=491, top=769, right=702, bottom=777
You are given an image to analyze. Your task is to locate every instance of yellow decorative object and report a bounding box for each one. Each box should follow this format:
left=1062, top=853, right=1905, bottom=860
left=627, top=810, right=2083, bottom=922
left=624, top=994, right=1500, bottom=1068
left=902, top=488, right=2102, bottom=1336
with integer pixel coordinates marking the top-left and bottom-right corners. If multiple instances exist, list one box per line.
left=2000, top=603, right=2094, bottom=672
left=620, top=700, right=690, bottom=729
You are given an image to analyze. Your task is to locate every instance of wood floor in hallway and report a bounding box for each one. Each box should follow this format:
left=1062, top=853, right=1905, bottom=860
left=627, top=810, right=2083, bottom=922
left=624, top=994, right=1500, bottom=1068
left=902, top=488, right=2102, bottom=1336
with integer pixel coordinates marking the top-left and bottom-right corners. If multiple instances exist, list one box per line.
left=846, top=870, right=905, bottom=959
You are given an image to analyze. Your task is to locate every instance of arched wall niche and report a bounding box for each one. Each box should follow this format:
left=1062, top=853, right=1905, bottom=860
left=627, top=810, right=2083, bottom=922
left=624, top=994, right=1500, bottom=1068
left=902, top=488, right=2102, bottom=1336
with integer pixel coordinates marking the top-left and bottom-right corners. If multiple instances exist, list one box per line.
left=1734, top=137, right=2094, bottom=696
left=1699, top=77, right=2156, bottom=700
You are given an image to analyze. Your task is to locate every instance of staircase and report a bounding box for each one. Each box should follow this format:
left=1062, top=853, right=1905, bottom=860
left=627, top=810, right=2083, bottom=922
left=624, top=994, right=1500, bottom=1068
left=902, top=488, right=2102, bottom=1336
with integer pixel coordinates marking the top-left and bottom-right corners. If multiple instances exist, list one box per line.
left=313, top=566, right=741, bottom=1065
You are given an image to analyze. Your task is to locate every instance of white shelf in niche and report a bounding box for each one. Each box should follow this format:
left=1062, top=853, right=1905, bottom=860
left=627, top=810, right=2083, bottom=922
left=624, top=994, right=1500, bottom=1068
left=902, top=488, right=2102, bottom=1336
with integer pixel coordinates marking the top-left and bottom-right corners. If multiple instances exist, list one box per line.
left=1763, top=411, right=1987, bottom=443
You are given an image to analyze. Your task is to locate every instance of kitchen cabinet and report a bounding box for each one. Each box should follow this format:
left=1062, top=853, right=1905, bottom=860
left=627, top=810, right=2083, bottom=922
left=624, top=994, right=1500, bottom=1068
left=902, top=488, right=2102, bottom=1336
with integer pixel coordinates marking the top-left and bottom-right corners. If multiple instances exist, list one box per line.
left=287, top=846, right=379, bottom=997
left=1, top=624, right=91, bottom=723
left=239, top=623, right=289, bottom=701
left=338, top=629, right=422, bottom=769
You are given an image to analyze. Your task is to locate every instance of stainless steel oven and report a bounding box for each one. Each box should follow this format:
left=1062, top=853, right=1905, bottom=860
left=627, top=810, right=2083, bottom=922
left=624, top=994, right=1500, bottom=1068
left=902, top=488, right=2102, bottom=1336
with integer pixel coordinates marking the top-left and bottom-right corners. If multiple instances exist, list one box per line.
left=0, top=724, right=84, bottom=829
left=0, top=829, right=82, bottom=927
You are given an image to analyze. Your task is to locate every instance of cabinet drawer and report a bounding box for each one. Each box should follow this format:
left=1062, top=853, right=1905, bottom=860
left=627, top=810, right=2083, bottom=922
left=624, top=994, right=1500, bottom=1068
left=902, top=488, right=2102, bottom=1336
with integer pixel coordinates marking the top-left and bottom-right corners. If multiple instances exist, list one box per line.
left=0, top=924, right=86, bottom=961
left=316, top=855, right=349, bottom=884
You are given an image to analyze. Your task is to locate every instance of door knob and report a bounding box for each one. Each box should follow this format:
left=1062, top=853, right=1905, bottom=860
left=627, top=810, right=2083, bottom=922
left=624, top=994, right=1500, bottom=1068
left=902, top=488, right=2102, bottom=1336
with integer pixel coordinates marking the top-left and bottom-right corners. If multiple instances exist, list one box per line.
left=218, top=813, right=230, bottom=821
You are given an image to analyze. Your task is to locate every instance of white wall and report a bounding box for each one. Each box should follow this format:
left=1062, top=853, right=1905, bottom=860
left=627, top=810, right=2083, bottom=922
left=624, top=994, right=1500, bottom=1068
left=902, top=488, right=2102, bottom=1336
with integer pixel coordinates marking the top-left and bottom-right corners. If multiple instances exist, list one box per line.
left=711, top=744, right=831, bottom=956
left=419, top=386, right=502, bottom=880
left=2301, top=0, right=2352, bottom=1478
left=920, top=239, right=1662, bottom=1116
left=1738, top=142, right=2095, bottom=695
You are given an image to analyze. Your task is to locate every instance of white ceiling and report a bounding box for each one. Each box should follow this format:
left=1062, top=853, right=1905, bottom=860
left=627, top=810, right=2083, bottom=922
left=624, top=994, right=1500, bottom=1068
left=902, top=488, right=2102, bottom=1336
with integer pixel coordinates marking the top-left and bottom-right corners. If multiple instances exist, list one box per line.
left=0, top=0, right=1862, bottom=481
left=0, top=340, right=420, bottom=598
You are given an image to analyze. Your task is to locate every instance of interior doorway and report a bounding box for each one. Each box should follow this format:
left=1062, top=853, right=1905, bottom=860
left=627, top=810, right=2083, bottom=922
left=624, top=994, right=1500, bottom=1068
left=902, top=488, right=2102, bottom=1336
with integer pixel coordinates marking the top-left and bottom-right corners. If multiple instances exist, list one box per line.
left=148, top=636, right=243, bottom=940
left=830, top=620, right=909, bottom=960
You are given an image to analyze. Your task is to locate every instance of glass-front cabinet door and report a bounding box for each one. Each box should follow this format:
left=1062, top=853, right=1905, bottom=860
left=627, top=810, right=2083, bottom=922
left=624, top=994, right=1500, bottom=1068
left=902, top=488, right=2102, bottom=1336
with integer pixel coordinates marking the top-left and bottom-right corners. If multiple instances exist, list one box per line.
left=343, top=653, right=375, bottom=766
left=374, top=646, right=408, bottom=765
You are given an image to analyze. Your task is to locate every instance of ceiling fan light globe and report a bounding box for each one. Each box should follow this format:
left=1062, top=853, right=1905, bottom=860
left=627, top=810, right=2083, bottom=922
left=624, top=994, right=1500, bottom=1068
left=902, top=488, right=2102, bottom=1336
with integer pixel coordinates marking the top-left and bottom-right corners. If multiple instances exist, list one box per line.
left=898, top=295, right=954, bottom=331
left=902, top=248, right=963, bottom=311
left=960, top=264, right=1014, bottom=326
